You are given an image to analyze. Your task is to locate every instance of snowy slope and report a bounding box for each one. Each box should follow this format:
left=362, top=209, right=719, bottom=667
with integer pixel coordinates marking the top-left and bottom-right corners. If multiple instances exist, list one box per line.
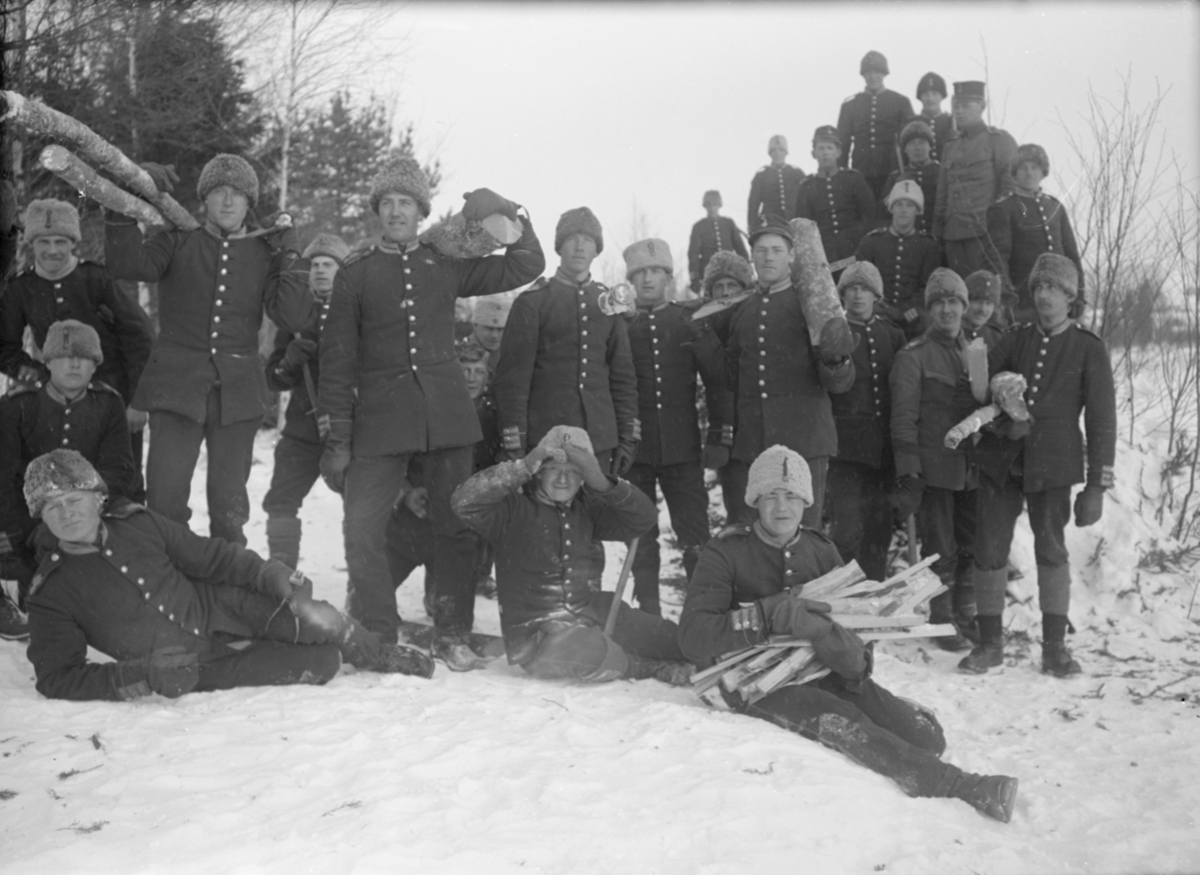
left=2, top=428, right=1199, bottom=875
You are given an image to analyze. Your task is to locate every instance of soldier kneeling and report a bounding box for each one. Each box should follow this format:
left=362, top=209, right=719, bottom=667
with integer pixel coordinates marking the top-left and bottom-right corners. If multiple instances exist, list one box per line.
left=679, top=445, right=1019, bottom=822
left=24, top=450, right=432, bottom=702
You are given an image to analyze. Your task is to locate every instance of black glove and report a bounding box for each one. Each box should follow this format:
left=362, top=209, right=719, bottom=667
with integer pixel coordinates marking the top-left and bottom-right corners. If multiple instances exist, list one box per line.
left=611, top=439, right=638, bottom=477
left=140, top=162, right=179, bottom=193
left=143, top=647, right=200, bottom=698
left=759, top=591, right=835, bottom=639
left=320, top=444, right=352, bottom=494
left=283, top=338, right=318, bottom=368
left=462, top=188, right=518, bottom=222
left=818, top=315, right=857, bottom=365
left=1073, top=486, right=1105, bottom=527
left=701, top=444, right=730, bottom=470
left=891, top=474, right=925, bottom=521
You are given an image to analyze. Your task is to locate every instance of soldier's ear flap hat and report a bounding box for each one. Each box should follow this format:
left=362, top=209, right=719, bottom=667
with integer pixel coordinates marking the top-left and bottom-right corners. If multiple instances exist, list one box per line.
left=965, top=271, right=1002, bottom=306
left=812, top=126, right=842, bottom=149
left=42, top=319, right=103, bottom=364
left=900, top=120, right=935, bottom=152
left=537, top=425, right=595, bottom=461
left=748, top=216, right=794, bottom=249
left=702, top=251, right=755, bottom=296
left=623, top=238, right=674, bottom=280
left=1013, top=144, right=1050, bottom=177
left=1029, top=253, right=1079, bottom=299
left=22, top=199, right=81, bottom=244
left=702, top=190, right=722, bottom=208
left=369, top=157, right=432, bottom=218
left=860, top=50, right=889, bottom=76
left=952, top=81, right=988, bottom=103
left=916, top=72, right=947, bottom=100
left=925, top=267, right=969, bottom=307
left=555, top=207, right=603, bottom=255
left=767, top=135, right=788, bottom=154
left=837, top=261, right=883, bottom=299
left=455, top=337, right=489, bottom=364
left=24, top=449, right=107, bottom=519
left=745, top=445, right=813, bottom=508
left=302, top=233, right=351, bottom=264
left=886, top=179, right=925, bottom=214
left=473, top=295, right=512, bottom=328
left=197, top=154, right=260, bottom=206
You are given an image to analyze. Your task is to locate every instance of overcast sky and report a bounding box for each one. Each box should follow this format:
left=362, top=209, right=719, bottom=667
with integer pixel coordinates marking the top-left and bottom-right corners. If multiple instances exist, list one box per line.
left=373, top=1, right=1198, bottom=286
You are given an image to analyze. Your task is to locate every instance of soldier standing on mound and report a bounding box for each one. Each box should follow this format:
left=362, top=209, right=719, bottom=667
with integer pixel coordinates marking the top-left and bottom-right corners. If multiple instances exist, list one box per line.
left=688, top=190, right=748, bottom=294
left=748, top=136, right=807, bottom=229
left=836, top=51, right=915, bottom=202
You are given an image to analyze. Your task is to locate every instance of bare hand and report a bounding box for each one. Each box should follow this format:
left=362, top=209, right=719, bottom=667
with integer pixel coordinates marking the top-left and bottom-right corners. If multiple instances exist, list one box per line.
left=126, top=407, right=149, bottom=431
left=17, top=364, right=41, bottom=385
left=563, top=443, right=609, bottom=491
left=523, top=445, right=565, bottom=476
left=403, top=486, right=429, bottom=519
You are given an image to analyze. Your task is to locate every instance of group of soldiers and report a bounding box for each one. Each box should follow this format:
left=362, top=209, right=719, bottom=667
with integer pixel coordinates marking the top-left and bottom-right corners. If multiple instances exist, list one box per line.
left=0, top=49, right=1118, bottom=824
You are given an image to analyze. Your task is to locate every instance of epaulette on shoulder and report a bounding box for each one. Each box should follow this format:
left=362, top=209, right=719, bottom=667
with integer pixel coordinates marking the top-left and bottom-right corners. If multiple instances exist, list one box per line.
left=716, top=524, right=752, bottom=540
left=994, top=191, right=1013, bottom=204
left=758, top=164, right=771, bottom=173
left=88, top=379, right=123, bottom=398
left=591, top=280, right=609, bottom=292
left=342, top=244, right=375, bottom=267
left=103, top=497, right=146, bottom=519
left=1006, top=321, right=1030, bottom=334
left=15, top=264, right=35, bottom=277
left=800, top=526, right=836, bottom=546
left=520, top=276, right=550, bottom=295
left=4, top=380, right=39, bottom=398
left=865, top=226, right=888, bottom=237
left=843, top=94, right=856, bottom=104
left=1072, top=322, right=1104, bottom=341
left=901, top=336, right=928, bottom=350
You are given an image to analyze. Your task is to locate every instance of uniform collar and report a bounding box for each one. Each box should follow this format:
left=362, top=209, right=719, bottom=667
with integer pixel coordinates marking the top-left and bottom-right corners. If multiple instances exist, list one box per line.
left=1037, top=318, right=1073, bottom=336
left=34, top=259, right=78, bottom=281
left=45, top=380, right=87, bottom=405
left=203, top=220, right=247, bottom=239
left=57, top=520, right=109, bottom=555
left=378, top=237, right=420, bottom=254
left=752, top=521, right=802, bottom=550
left=554, top=266, right=592, bottom=287
left=757, top=277, right=792, bottom=296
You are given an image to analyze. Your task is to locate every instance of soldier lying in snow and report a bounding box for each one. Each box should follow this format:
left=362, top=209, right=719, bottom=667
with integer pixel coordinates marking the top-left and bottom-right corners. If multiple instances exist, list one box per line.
left=23, top=450, right=432, bottom=702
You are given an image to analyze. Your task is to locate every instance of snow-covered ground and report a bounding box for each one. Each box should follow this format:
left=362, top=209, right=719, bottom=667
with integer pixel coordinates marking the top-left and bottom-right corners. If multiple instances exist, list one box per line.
left=3, top=424, right=1199, bottom=874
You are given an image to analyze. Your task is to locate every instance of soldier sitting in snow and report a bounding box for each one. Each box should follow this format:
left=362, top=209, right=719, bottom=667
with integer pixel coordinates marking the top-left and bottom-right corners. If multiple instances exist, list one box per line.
left=679, top=444, right=1019, bottom=822
left=23, top=450, right=433, bottom=702
left=451, top=425, right=692, bottom=685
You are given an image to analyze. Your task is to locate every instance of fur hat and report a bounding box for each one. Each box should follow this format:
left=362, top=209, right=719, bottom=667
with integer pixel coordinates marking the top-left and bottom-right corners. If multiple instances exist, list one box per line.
left=368, top=156, right=432, bottom=218
left=24, top=449, right=107, bottom=518
left=197, top=154, right=259, bottom=206
left=885, top=179, right=925, bottom=214
left=860, top=50, right=889, bottom=75
left=916, top=72, right=947, bottom=99
left=702, top=190, right=722, bottom=208
left=22, top=199, right=81, bottom=244
left=473, top=295, right=511, bottom=328
left=900, top=119, right=935, bottom=151
left=42, top=319, right=103, bottom=364
left=536, top=424, right=595, bottom=458
left=455, top=337, right=489, bottom=364
left=1028, top=253, right=1079, bottom=299
left=925, top=267, right=969, bottom=307
left=748, top=216, right=794, bottom=249
left=745, top=445, right=812, bottom=508
left=953, top=81, right=987, bottom=103
left=623, top=238, right=674, bottom=279
left=838, top=261, right=883, bottom=299
left=812, top=125, right=842, bottom=148
left=965, top=270, right=1002, bottom=305
left=303, top=233, right=351, bottom=264
left=555, top=207, right=603, bottom=254
left=1013, top=143, right=1050, bottom=177
left=703, top=251, right=755, bottom=296
left=768, top=135, right=788, bottom=154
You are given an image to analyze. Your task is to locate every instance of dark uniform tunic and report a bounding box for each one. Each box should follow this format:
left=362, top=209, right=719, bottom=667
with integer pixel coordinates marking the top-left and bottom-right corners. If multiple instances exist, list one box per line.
left=987, top=190, right=1084, bottom=322
left=747, top=163, right=807, bottom=228
left=914, top=111, right=955, bottom=163
left=854, top=227, right=941, bottom=339
left=837, top=88, right=915, bottom=200
left=0, top=261, right=153, bottom=404
left=794, top=170, right=877, bottom=263
left=495, top=270, right=638, bottom=455
left=687, top=216, right=748, bottom=292
left=880, top=161, right=941, bottom=235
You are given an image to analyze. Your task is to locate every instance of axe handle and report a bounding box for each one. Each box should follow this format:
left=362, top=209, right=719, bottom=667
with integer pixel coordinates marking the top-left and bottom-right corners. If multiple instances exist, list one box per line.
left=604, top=537, right=640, bottom=637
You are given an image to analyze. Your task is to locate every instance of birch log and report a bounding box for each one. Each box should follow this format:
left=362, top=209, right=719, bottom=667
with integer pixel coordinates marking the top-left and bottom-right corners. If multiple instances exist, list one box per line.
left=2, top=90, right=198, bottom=230
left=39, top=146, right=165, bottom=227
left=790, top=217, right=846, bottom=345
left=420, top=212, right=522, bottom=259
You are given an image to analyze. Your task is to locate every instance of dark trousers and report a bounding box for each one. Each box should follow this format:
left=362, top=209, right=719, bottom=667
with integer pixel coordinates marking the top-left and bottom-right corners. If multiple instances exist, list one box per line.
left=725, top=455, right=829, bottom=529
left=343, top=446, right=476, bottom=642
left=521, top=591, right=684, bottom=681
left=625, top=460, right=710, bottom=612
left=129, top=428, right=146, bottom=503
left=917, top=485, right=976, bottom=586
left=716, top=463, right=739, bottom=525
left=741, top=673, right=952, bottom=797
left=262, top=435, right=321, bottom=518
left=826, top=459, right=893, bottom=581
left=385, top=504, right=490, bottom=603
left=146, top=387, right=260, bottom=545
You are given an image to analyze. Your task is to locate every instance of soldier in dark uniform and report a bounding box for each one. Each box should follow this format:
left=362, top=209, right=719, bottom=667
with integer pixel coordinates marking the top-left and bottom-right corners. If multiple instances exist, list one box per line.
left=0, top=321, right=137, bottom=629
left=913, top=72, right=955, bottom=163
left=932, top=82, right=1018, bottom=279
left=795, top=126, right=876, bottom=266
left=1, top=199, right=153, bottom=484
left=260, top=233, right=349, bottom=569
left=836, top=51, right=915, bottom=202
left=825, top=263, right=906, bottom=582
left=747, top=135, right=807, bottom=229
left=679, top=445, right=1019, bottom=823
left=104, top=154, right=311, bottom=546
left=470, top=294, right=511, bottom=380
left=318, top=159, right=544, bottom=670
left=987, top=144, right=1083, bottom=324
left=890, top=269, right=981, bottom=651
left=702, top=217, right=857, bottom=529
left=962, top=254, right=1115, bottom=678
left=621, top=239, right=723, bottom=616
left=880, top=120, right=941, bottom=235
left=854, top=179, right=940, bottom=340
left=688, top=191, right=748, bottom=294
left=962, top=270, right=1004, bottom=348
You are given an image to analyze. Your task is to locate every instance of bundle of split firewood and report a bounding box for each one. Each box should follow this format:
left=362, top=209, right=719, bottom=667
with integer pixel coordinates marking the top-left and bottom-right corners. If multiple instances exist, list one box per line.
left=692, top=555, right=952, bottom=708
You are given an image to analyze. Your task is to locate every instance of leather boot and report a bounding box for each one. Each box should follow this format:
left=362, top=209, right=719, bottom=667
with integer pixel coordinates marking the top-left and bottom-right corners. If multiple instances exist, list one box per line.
left=945, top=770, right=1019, bottom=822
left=1041, top=613, right=1082, bottom=678
left=433, top=632, right=490, bottom=672
left=929, top=591, right=972, bottom=652
left=957, top=614, right=1005, bottom=674
left=623, top=653, right=693, bottom=687
left=952, top=572, right=980, bottom=644
left=266, top=516, right=302, bottom=569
